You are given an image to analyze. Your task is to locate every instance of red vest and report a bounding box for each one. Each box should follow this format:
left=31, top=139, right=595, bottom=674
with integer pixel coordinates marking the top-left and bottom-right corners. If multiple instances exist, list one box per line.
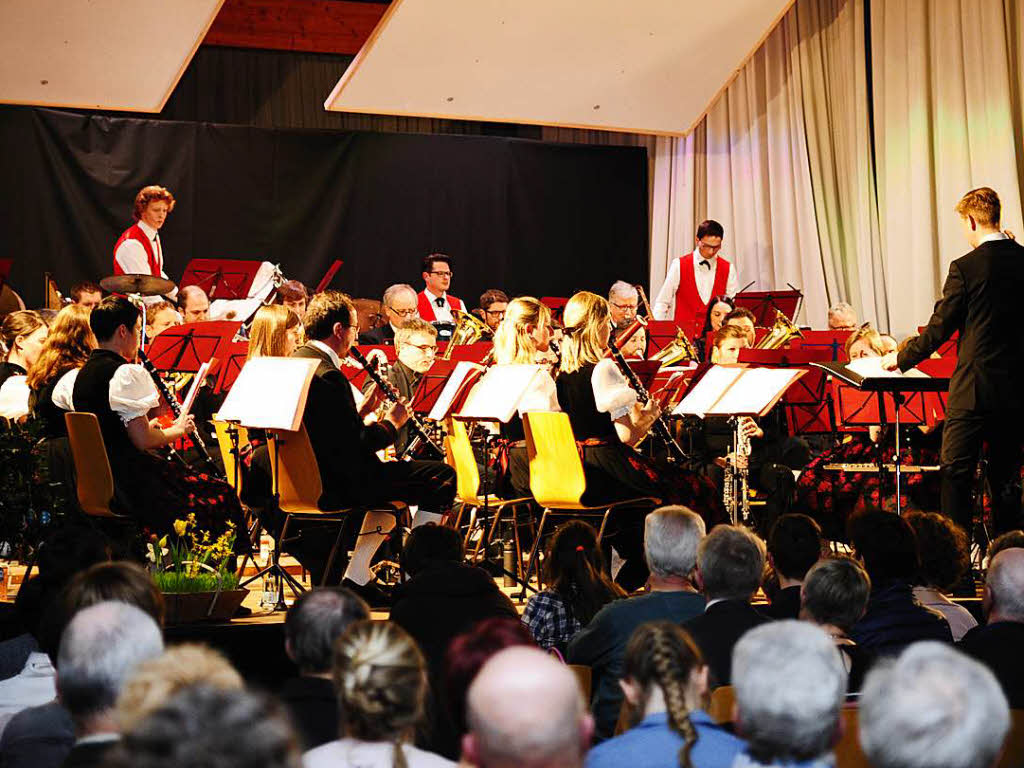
left=674, top=252, right=730, bottom=335
left=112, top=223, right=160, bottom=276
left=417, top=291, right=464, bottom=322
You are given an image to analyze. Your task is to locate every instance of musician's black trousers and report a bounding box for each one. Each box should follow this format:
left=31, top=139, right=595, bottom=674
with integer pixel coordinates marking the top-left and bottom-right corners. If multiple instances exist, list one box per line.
left=941, top=408, right=1023, bottom=536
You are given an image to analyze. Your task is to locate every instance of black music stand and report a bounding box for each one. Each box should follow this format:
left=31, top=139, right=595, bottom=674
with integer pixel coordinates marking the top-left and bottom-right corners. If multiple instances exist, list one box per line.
left=180, top=259, right=263, bottom=301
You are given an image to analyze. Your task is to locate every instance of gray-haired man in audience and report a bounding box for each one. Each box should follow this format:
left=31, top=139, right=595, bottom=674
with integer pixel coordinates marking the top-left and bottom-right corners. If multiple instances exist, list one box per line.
left=567, top=506, right=706, bottom=740
left=860, top=642, right=1009, bottom=768
left=463, top=646, right=592, bottom=768
left=732, top=621, right=847, bottom=768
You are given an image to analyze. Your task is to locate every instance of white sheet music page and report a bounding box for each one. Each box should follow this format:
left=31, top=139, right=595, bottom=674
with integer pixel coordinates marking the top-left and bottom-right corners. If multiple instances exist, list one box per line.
left=217, top=357, right=319, bottom=431
left=707, top=367, right=803, bottom=416
left=672, top=365, right=745, bottom=417
left=178, top=360, right=212, bottom=420
left=428, top=361, right=485, bottom=422
left=847, top=357, right=927, bottom=379
left=457, top=364, right=545, bottom=423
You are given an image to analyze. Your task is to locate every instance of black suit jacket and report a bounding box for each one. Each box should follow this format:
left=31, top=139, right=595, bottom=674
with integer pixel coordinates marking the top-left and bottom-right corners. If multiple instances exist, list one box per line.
left=358, top=324, right=396, bottom=346
left=291, top=344, right=396, bottom=508
left=958, top=620, right=1024, bottom=708
left=681, top=599, right=769, bottom=688
left=898, top=238, right=1024, bottom=412
left=279, top=675, right=339, bottom=750
left=60, top=739, right=117, bottom=768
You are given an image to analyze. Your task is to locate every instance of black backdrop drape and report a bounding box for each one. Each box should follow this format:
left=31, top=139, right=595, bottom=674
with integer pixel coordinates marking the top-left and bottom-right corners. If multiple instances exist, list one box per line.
left=0, top=107, right=648, bottom=308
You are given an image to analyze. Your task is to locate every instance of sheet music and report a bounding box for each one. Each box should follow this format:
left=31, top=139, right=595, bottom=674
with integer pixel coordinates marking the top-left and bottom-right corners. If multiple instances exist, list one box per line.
left=178, top=361, right=211, bottom=420
left=218, top=357, right=319, bottom=431
left=458, top=364, right=546, bottom=423
left=847, top=356, right=927, bottom=379
left=707, top=367, right=802, bottom=416
left=672, top=365, right=745, bottom=416
left=428, top=361, right=485, bottom=422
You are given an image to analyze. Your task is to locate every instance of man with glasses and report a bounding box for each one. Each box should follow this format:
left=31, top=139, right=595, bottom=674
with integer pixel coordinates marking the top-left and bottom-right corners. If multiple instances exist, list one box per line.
left=608, top=281, right=640, bottom=330
left=416, top=254, right=467, bottom=340
left=478, top=289, right=509, bottom=332
left=359, top=283, right=420, bottom=346
left=653, top=219, right=739, bottom=336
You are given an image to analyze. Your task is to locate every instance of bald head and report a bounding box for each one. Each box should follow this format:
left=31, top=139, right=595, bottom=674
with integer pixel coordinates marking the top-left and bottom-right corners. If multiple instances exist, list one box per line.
left=464, top=646, right=592, bottom=768
left=986, top=547, right=1024, bottom=622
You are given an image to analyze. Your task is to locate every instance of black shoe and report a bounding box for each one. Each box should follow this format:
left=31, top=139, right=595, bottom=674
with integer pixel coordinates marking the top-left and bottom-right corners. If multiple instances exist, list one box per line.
left=233, top=605, right=253, bottom=619
left=341, top=578, right=392, bottom=609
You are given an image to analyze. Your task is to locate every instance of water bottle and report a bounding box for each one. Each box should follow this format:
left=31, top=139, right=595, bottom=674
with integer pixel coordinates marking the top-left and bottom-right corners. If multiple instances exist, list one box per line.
left=502, top=540, right=516, bottom=588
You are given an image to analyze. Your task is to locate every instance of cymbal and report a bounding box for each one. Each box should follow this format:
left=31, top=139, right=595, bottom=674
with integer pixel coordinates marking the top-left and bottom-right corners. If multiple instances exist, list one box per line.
left=100, top=274, right=176, bottom=297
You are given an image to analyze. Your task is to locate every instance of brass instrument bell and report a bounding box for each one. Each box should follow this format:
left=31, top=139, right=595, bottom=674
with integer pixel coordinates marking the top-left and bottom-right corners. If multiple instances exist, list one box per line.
left=753, top=310, right=803, bottom=349
left=441, top=310, right=492, bottom=360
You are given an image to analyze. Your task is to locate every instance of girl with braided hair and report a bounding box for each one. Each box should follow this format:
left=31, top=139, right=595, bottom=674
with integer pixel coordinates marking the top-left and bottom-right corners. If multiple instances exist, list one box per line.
left=304, top=621, right=454, bottom=768
left=585, top=622, right=744, bottom=768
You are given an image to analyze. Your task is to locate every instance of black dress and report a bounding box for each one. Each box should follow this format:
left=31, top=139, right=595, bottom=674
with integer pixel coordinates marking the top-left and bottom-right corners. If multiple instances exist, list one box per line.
left=72, top=349, right=247, bottom=551
left=0, top=361, right=26, bottom=389
left=28, top=369, right=77, bottom=496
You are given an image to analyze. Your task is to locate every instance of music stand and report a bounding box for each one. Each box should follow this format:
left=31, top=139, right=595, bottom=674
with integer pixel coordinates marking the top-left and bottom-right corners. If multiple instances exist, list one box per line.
left=734, top=289, right=802, bottom=325
left=0, top=259, right=12, bottom=292
left=739, top=348, right=837, bottom=438
left=792, top=330, right=852, bottom=360
left=645, top=320, right=687, bottom=359
left=146, top=321, right=241, bottom=373
left=314, top=260, right=344, bottom=293
left=540, top=297, right=568, bottom=325
left=813, top=361, right=949, bottom=510
left=211, top=341, right=250, bottom=394
left=438, top=341, right=492, bottom=363
left=180, top=259, right=263, bottom=301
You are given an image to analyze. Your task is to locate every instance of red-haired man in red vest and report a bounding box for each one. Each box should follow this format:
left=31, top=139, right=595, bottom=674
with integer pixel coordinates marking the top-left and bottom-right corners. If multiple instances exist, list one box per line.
left=652, top=219, right=739, bottom=337
left=113, top=185, right=175, bottom=283
left=416, top=253, right=467, bottom=340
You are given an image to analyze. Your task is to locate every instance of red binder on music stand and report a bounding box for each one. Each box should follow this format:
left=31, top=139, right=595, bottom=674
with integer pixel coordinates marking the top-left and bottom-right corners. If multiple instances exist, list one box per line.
left=145, top=321, right=241, bottom=373
left=180, top=259, right=263, bottom=301
left=734, top=289, right=802, bottom=325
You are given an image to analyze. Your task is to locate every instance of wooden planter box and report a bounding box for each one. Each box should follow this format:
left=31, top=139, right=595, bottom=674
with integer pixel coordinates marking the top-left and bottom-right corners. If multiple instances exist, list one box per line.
left=162, top=589, right=248, bottom=624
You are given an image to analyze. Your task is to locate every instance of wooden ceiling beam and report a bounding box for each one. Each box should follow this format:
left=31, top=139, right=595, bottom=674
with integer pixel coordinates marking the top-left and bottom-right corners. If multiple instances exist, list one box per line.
left=204, top=0, right=388, bottom=55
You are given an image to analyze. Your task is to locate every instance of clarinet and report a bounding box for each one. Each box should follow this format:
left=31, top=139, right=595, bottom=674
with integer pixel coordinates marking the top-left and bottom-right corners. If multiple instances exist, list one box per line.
left=137, top=350, right=224, bottom=478
left=348, top=348, right=445, bottom=460
left=606, top=320, right=690, bottom=464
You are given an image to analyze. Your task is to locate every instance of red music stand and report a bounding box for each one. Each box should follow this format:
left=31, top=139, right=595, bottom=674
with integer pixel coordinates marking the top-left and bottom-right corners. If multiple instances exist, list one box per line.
left=645, top=320, right=689, bottom=359
left=738, top=348, right=837, bottom=435
left=314, top=260, right=344, bottom=293
left=211, top=341, right=250, bottom=394
left=0, top=259, right=12, bottom=291
left=180, top=259, right=263, bottom=301
left=145, top=321, right=241, bottom=373
left=417, top=360, right=486, bottom=420
left=437, top=341, right=492, bottom=363
left=540, top=297, right=568, bottom=324
left=791, top=330, right=851, bottom=360
left=734, top=289, right=802, bottom=325
left=345, top=345, right=398, bottom=387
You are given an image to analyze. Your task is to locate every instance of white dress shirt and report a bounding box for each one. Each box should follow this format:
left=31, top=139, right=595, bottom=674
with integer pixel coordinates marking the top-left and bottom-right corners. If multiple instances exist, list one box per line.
left=653, top=252, right=739, bottom=321
left=307, top=339, right=342, bottom=370
left=114, top=219, right=167, bottom=278
left=979, top=231, right=1010, bottom=244
left=422, top=288, right=465, bottom=323
left=0, top=652, right=57, bottom=738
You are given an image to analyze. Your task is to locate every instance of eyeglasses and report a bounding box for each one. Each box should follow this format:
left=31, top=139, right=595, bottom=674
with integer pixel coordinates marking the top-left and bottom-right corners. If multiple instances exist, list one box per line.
left=409, top=343, right=437, bottom=354
left=429, top=271, right=453, bottom=277
left=610, top=302, right=638, bottom=312
left=388, top=306, right=419, bottom=317
left=697, top=241, right=722, bottom=252
left=484, top=309, right=506, bottom=318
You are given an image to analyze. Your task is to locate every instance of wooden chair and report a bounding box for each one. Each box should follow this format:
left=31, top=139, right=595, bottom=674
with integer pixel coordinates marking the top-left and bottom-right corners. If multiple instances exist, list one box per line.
left=997, top=709, right=1024, bottom=768
left=212, top=417, right=249, bottom=500
left=64, top=412, right=121, bottom=519
left=568, top=664, right=592, bottom=703
left=445, top=419, right=532, bottom=578
left=708, top=685, right=736, bottom=724
left=520, top=412, right=660, bottom=589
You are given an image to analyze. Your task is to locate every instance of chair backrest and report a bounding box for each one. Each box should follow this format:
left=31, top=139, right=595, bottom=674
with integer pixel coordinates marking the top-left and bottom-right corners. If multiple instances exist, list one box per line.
left=708, top=685, right=736, bottom=724
left=64, top=412, right=115, bottom=517
left=567, top=664, right=592, bottom=703
left=269, top=424, right=323, bottom=513
left=212, top=417, right=249, bottom=498
left=522, top=412, right=586, bottom=507
left=997, top=709, right=1024, bottom=768
left=447, top=418, right=482, bottom=504
left=835, top=707, right=870, bottom=768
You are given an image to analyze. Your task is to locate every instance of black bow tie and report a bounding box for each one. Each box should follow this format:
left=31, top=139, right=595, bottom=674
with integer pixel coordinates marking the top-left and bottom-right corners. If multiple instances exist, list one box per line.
left=699, top=259, right=711, bottom=269
left=435, top=297, right=445, bottom=308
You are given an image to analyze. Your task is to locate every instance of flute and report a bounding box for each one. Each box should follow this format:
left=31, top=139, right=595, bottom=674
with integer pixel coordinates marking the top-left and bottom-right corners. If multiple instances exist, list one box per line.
left=606, top=318, right=689, bottom=464
left=348, top=348, right=444, bottom=460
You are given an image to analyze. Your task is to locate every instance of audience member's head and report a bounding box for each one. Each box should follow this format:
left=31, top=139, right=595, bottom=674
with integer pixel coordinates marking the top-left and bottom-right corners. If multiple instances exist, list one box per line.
left=620, top=622, right=708, bottom=759
left=983, top=547, right=1024, bottom=623
left=445, top=617, right=535, bottom=740
left=115, top=644, right=243, bottom=731
left=827, top=302, right=857, bottom=331
left=334, top=621, right=427, bottom=752
left=284, top=587, right=369, bottom=676
left=800, top=557, right=871, bottom=634
left=543, top=520, right=623, bottom=625
left=62, top=561, right=165, bottom=628
left=904, top=511, right=970, bottom=592
left=57, top=601, right=164, bottom=735
left=860, top=642, right=1009, bottom=768
left=176, top=286, right=210, bottom=324
left=768, top=514, right=823, bottom=584
left=733, top=621, right=846, bottom=764
left=696, top=524, right=766, bottom=602
left=645, top=506, right=706, bottom=585
left=987, top=529, right=1024, bottom=560
left=848, top=509, right=919, bottom=585
left=70, top=281, right=103, bottom=310
left=401, top=523, right=463, bottom=577
left=465, top=646, right=591, bottom=768
left=106, top=686, right=301, bottom=768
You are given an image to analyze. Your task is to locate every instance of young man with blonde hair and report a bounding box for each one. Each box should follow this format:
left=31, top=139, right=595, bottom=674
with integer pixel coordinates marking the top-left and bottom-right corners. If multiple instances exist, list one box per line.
left=884, top=187, right=1024, bottom=536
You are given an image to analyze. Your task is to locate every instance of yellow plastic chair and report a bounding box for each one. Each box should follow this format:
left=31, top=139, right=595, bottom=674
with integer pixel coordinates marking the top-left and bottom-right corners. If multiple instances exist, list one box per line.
left=521, top=411, right=660, bottom=589
left=446, top=419, right=532, bottom=577
left=212, top=417, right=249, bottom=500
left=64, top=412, right=121, bottom=519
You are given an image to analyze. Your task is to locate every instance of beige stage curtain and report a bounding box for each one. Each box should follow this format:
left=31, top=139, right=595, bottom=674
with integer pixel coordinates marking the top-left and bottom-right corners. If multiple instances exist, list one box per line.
left=649, top=0, right=1024, bottom=336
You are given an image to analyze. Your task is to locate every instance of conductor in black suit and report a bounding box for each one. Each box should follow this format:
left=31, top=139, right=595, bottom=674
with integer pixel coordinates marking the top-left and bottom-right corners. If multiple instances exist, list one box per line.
left=884, top=187, right=1024, bottom=535
left=292, top=290, right=456, bottom=602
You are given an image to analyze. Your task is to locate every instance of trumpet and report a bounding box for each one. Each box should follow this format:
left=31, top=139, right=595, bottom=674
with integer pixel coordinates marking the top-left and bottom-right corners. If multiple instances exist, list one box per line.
left=754, top=310, right=803, bottom=349
left=441, top=310, right=492, bottom=360
left=650, top=328, right=699, bottom=367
